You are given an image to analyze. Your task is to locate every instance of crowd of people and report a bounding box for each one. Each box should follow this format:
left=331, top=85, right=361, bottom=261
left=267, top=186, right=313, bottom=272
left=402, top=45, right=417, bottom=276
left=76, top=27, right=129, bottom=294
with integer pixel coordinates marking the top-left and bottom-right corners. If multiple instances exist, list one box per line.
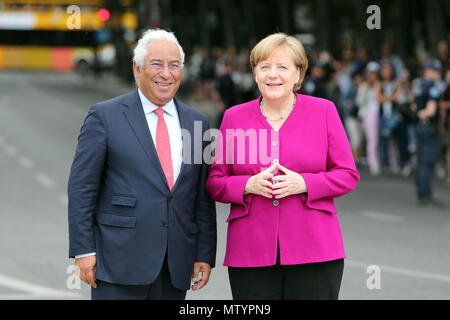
left=183, top=40, right=450, bottom=200
left=185, top=46, right=257, bottom=126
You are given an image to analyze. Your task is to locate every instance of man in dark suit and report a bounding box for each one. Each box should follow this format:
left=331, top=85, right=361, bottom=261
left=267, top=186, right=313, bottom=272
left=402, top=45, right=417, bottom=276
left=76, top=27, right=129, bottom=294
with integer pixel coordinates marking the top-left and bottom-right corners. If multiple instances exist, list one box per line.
left=68, top=29, right=217, bottom=300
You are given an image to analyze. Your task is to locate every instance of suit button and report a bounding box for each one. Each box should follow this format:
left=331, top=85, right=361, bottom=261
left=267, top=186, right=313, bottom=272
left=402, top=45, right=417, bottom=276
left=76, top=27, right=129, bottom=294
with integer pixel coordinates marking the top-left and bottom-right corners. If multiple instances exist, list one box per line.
left=162, top=221, right=169, bottom=227
left=273, top=200, right=279, bottom=206
left=168, top=196, right=173, bottom=202
left=272, top=140, right=278, bottom=146
left=273, top=158, right=279, bottom=165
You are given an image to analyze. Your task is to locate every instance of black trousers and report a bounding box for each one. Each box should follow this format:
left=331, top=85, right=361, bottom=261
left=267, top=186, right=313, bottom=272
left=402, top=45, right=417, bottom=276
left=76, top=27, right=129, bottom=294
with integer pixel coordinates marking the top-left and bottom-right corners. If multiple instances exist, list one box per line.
left=228, top=251, right=344, bottom=300
left=91, top=251, right=186, bottom=300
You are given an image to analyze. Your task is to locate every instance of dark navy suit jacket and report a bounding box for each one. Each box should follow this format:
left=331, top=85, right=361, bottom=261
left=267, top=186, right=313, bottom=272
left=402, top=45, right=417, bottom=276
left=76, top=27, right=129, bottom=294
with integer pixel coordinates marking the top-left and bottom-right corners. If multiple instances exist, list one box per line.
left=68, top=89, right=217, bottom=290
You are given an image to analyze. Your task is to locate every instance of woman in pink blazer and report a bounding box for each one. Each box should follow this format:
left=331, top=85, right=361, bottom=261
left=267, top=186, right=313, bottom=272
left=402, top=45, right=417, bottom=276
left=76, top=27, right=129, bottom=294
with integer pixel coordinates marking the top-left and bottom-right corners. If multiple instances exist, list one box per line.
left=206, top=33, right=360, bottom=299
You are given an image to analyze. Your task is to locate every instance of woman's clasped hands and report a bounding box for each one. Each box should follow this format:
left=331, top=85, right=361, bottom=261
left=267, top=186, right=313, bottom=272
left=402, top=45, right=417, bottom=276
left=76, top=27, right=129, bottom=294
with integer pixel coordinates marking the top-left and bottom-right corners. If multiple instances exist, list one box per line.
left=244, top=162, right=307, bottom=199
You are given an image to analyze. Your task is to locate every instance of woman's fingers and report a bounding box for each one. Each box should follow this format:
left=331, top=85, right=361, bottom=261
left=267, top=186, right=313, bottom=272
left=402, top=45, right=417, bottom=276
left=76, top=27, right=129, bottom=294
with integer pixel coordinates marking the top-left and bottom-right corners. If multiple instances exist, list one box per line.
left=276, top=163, right=290, bottom=173
left=261, top=163, right=277, bottom=176
left=261, top=189, right=273, bottom=198
left=271, top=182, right=288, bottom=191
left=274, top=191, right=289, bottom=199
left=261, top=173, right=274, bottom=180
left=262, top=180, right=273, bottom=188
left=272, top=175, right=288, bottom=183
left=248, top=163, right=305, bottom=198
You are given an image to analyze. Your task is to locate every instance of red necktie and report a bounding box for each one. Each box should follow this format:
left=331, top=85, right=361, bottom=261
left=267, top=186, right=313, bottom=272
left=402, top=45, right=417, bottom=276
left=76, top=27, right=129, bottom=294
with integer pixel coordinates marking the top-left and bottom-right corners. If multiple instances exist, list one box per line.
left=154, top=108, right=174, bottom=190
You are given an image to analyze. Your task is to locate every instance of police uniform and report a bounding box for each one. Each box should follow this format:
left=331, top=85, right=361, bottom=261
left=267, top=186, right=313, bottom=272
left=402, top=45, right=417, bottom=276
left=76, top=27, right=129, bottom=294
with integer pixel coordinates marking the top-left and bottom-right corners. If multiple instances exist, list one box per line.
left=443, top=85, right=450, bottom=147
left=413, top=65, right=442, bottom=203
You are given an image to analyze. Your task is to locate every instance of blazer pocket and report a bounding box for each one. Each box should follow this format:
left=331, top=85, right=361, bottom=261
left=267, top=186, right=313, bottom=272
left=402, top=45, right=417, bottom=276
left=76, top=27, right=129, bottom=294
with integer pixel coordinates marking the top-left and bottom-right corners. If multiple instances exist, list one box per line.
left=112, top=195, right=136, bottom=207
left=97, top=213, right=137, bottom=228
left=300, top=194, right=338, bottom=214
left=226, top=194, right=254, bottom=222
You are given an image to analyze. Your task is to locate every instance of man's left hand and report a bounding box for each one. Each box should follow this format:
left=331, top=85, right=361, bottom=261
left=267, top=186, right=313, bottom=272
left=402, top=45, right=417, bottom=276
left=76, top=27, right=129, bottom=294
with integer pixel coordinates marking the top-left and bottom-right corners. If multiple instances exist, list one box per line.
left=191, top=262, right=211, bottom=291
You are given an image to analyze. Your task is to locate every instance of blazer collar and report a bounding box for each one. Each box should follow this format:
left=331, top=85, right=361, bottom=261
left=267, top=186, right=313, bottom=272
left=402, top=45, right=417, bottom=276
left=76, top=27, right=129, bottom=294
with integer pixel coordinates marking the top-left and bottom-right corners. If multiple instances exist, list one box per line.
left=137, top=88, right=178, bottom=118
left=122, top=88, right=169, bottom=189
left=122, top=88, right=188, bottom=122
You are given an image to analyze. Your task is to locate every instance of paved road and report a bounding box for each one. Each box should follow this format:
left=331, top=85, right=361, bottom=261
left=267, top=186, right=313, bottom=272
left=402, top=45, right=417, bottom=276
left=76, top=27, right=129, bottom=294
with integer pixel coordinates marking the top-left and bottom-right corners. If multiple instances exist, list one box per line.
left=0, top=71, right=449, bottom=300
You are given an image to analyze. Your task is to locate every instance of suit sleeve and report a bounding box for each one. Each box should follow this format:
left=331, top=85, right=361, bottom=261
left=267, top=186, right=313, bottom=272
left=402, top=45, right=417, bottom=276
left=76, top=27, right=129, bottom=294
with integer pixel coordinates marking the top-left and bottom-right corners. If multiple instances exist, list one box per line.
left=193, top=117, right=218, bottom=267
left=68, top=105, right=107, bottom=258
left=300, top=102, right=360, bottom=212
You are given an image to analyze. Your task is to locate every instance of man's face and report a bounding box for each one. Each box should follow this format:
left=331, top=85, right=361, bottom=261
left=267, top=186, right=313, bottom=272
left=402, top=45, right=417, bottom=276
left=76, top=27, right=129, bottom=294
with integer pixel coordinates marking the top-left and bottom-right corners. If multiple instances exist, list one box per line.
left=424, top=68, right=441, bottom=81
left=133, top=40, right=182, bottom=106
left=311, top=66, right=324, bottom=79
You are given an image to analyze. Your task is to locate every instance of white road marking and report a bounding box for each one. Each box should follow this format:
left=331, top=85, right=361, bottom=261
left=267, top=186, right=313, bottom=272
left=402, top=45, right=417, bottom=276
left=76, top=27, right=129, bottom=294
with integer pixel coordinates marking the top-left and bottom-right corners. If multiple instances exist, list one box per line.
left=360, top=210, right=404, bottom=223
left=346, top=260, right=450, bottom=284
left=0, top=294, right=39, bottom=299
left=3, top=144, right=17, bottom=157
left=0, top=293, right=85, bottom=300
left=18, top=156, right=34, bottom=170
left=0, top=273, right=81, bottom=299
left=34, top=172, right=56, bottom=189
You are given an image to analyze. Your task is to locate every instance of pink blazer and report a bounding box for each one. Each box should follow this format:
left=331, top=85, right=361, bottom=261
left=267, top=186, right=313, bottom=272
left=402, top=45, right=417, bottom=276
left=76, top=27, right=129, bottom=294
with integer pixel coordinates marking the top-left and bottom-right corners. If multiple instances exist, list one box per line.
left=206, top=93, right=360, bottom=267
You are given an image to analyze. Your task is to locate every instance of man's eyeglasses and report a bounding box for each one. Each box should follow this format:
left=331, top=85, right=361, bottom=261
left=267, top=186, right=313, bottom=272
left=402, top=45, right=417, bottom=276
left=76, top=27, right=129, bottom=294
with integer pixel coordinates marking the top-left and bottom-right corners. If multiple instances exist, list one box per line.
left=144, top=62, right=182, bottom=72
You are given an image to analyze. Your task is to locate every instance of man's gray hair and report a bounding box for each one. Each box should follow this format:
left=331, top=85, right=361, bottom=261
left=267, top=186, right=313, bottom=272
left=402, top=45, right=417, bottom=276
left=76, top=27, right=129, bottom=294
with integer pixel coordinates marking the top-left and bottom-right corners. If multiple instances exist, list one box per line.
left=133, top=29, right=185, bottom=67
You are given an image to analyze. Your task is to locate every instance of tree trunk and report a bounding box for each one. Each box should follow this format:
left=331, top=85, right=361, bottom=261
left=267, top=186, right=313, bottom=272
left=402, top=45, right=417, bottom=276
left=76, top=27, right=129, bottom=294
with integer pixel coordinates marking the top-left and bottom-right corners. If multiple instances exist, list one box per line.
left=219, top=0, right=235, bottom=47
left=242, top=0, right=256, bottom=47
left=279, top=0, right=290, bottom=34
left=316, top=0, right=330, bottom=52
left=424, top=0, right=446, bottom=55
left=198, top=0, right=210, bottom=51
left=400, top=0, right=413, bottom=60
left=149, top=0, right=160, bottom=29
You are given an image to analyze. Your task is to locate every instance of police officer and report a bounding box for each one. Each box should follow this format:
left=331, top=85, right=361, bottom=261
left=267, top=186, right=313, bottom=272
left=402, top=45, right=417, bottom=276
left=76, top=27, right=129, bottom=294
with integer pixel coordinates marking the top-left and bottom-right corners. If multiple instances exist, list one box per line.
left=303, top=61, right=328, bottom=99
left=412, top=59, right=444, bottom=206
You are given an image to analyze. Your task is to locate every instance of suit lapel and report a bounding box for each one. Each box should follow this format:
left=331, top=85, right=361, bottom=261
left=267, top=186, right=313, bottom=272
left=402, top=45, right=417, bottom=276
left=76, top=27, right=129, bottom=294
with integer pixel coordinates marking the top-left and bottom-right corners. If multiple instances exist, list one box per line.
left=172, top=98, right=189, bottom=192
left=122, top=89, right=169, bottom=190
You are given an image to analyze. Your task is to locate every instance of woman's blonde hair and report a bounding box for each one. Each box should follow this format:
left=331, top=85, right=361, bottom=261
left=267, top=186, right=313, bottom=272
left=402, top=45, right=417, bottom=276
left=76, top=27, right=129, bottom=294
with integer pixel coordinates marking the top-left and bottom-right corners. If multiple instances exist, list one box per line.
left=250, top=33, right=308, bottom=91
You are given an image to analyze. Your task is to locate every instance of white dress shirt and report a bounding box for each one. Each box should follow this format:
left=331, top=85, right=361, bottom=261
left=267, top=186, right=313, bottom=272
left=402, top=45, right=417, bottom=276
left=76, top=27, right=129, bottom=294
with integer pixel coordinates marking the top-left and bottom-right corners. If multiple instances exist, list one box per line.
left=138, top=88, right=183, bottom=183
left=75, top=89, right=183, bottom=259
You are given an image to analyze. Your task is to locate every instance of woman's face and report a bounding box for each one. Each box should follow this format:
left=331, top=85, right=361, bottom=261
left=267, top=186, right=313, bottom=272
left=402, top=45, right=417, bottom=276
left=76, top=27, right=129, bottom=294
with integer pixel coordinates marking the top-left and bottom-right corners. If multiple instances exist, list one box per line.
left=254, top=46, right=300, bottom=102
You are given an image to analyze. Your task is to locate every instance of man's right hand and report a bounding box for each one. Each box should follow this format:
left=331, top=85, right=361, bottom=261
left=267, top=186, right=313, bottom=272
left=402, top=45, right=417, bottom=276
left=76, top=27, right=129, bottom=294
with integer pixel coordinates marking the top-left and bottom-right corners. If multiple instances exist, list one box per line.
left=75, top=255, right=97, bottom=288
